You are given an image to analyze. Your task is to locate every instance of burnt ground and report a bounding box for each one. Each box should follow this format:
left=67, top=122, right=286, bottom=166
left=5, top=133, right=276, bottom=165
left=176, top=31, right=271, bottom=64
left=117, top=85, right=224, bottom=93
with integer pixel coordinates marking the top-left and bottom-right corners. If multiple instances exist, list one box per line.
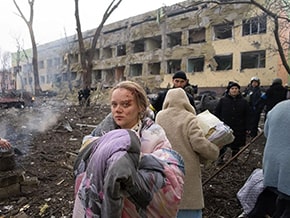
left=0, top=95, right=266, bottom=218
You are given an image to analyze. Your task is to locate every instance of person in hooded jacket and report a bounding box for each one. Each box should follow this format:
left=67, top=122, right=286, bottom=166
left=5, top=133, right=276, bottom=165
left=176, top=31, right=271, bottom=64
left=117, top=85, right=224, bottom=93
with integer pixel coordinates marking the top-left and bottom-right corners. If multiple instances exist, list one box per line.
left=242, top=77, right=265, bottom=137
left=149, top=71, right=196, bottom=116
left=155, top=88, right=220, bottom=218
left=262, top=78, right=287, bottom=120
left=214, top=82, right=252, bottom=165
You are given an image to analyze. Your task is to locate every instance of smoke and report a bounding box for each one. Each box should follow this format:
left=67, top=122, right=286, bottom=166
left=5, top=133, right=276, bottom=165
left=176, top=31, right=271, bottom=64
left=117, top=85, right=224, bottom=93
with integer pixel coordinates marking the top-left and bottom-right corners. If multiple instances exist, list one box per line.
left=0, top=101, right=64, bottom=153
left=23, top=107, right=61, bottom=133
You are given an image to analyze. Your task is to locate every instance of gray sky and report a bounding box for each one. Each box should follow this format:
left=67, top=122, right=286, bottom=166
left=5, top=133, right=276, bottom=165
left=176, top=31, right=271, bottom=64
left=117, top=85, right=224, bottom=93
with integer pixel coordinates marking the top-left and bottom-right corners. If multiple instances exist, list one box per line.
left=0, top=0, right=182, bottom=53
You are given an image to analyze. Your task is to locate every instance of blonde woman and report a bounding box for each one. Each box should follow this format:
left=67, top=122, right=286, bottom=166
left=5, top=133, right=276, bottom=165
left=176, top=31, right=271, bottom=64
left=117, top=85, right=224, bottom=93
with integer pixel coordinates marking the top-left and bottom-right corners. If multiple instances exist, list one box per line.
left=73, top=81, right=185, bottom=217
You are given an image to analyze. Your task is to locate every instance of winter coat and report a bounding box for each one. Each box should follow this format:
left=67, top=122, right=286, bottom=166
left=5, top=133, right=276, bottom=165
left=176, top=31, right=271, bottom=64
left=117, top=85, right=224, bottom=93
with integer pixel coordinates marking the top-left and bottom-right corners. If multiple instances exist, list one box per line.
left=243, top=86, right=264, bottom=113
left=214, top=93, right=251, bottom=148
left=263, top=100, right=290, bottom=196
left=150, top=88, right=196, bottom=115
left=264, top=83, right=287, bottom=113
left=155, top=88, right=219, bottom=210
left=74, top=115, right=185, bottom=217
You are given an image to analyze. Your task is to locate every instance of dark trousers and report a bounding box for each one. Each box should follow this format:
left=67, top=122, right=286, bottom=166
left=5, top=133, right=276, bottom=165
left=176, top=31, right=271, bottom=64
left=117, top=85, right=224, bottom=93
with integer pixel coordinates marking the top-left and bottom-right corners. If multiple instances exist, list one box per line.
left=250, top=110, right=261, bottom=137
left=248, top=187, right=290, bottom=218
left=272, top=195, right=290, bottom=218
left=248, top=188, right=277, bottom=218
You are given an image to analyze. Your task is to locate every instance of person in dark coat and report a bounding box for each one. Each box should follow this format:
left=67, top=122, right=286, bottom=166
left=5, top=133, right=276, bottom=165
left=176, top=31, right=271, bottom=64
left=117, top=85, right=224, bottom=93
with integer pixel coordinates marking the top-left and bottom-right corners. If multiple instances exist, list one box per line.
left=242, top=77, right=265, bottom=137
left=262, top=78, right=287, bottom=120
left=149, top=71, right=196, bottom=116
left=214, top=82, right=251, bottom=164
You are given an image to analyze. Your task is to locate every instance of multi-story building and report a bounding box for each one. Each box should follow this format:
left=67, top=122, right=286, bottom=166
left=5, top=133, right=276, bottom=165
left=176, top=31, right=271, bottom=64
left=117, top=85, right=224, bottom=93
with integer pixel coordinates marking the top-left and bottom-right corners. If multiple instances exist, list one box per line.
left=12, top=0, right=290, bottom=94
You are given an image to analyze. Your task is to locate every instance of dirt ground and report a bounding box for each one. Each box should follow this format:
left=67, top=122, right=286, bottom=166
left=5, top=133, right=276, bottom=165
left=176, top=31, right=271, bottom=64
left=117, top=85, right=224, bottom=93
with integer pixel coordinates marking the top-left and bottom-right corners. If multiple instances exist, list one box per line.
left=0, top=94, right=266, bottom=218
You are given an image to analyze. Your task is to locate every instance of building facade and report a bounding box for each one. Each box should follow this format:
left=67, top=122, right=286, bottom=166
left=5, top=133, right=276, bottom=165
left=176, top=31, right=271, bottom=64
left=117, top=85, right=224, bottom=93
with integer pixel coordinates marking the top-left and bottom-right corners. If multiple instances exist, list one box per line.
left=13, top=0, right=290, bottom=93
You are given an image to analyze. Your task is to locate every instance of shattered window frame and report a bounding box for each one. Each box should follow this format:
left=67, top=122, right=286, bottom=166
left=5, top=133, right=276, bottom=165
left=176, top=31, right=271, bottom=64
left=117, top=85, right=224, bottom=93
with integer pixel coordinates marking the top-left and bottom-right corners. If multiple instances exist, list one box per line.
left=187, top=57, right=205, bottom=72
left=117, top=44, right=126, bottom=57
left=148, top=62, right=161, bottom=75
left=214, top=54, right=233, bottom=71
left=188, top=27, right=206, bottom=44
left=129, top=63, right=143, bottom=77
left=94, top=49, right=100, bottom=59
left=167, top=59, right=182, bottom=74
left=213, top=22, right=233, bottom=40
left=241, top=50, right=266, bottom=70
left=132, top=40, right=145, bottom=53
left=242, top=15, right=267, bottom=36
left=167, top=32, right=182, bottom=48
left=102, top=47, right=113, bottom=59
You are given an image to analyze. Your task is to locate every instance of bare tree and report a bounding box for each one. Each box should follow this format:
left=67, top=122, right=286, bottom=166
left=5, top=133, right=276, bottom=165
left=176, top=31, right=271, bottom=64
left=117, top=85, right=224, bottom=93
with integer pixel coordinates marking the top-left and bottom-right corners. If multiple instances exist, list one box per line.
left=74, top=0, right=122, bottom=89
left=13, top=0, right=42, bottom=95
left=185, top=0, right=290, bottom=75
left=0, top=50, right=11, bottom=93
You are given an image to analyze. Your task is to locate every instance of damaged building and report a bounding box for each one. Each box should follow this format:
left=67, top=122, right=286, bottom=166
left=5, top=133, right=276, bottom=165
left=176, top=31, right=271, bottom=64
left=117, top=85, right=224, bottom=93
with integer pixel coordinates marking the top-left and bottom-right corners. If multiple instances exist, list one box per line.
left=12, top=0, right=289, bottom=93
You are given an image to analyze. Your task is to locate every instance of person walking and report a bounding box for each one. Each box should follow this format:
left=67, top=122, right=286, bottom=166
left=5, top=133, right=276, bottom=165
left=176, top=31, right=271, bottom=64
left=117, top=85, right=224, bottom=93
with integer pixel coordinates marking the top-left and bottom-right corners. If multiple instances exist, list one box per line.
left=242, top=77, right=265, bottom=137
left=262, top=100, right=290, bottom=218
left=263, top=77, right=287, bottom=120
left=214, top=82, right=251, bottom=164
left=73, top=81, right=185, bottom=218
left=155, top=88, right=220, bottom=218
left=149, top=70, right=196, bottom=115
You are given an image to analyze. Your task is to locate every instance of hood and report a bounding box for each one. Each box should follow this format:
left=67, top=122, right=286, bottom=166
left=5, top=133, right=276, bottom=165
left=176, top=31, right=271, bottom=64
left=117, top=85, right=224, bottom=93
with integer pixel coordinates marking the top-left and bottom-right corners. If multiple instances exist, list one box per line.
left=162, top=88, right=196, bottom=114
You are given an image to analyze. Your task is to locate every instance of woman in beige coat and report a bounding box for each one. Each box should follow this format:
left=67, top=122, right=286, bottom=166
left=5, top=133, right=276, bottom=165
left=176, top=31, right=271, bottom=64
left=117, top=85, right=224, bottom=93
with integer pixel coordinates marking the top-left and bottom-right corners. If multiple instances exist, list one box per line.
left=155, top=88, right=219, bottom=218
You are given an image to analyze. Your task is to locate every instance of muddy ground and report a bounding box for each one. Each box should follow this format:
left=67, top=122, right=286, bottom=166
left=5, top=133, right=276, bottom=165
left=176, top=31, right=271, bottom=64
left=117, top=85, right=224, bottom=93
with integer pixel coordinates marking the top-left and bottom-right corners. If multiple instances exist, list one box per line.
left=0, top=94, right=265, bottom=218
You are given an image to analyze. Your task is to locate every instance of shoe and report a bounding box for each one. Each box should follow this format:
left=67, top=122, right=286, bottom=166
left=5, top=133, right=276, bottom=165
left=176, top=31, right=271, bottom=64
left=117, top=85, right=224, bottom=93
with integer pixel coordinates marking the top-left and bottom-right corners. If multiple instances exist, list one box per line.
left=237, top=211, right=247, bottom=218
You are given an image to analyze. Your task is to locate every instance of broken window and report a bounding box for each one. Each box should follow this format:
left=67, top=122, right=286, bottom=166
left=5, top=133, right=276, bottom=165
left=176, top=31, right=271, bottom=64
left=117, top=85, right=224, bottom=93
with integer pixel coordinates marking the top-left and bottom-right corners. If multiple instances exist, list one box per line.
left=129, top=64, right=142, bottom=77
left=188, top=57, right=205, bottom=72
left=213, top=22, right=233, bottom=40
left=71, top=72, right=77, bottom=80
left=102, top=47, right=112, bottom=59
left=167, top=59, right=181, bottom=74
left=145, top=36, right=162, bottom=51
left=242, top=15, right=267, bottom=36
left=132, top=40, right=145, bottom=53
left=241, top=50, right=265, bottom=70
left=148, top=62, right=161, bottom=75
left=94, top=49, right=100, bottom=59
left=39, top=60, right=44, bottom=69
left=117, top=44, right=126, bottom=56
left=213, top=54, right=233, bottom=71
left=167, top=32, right=182, bottom=48
left=71, top=53, right=78, bottom=63
left=92, top=70, right=102, bottom=82
left=189, top=28, right=206, bottom=44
